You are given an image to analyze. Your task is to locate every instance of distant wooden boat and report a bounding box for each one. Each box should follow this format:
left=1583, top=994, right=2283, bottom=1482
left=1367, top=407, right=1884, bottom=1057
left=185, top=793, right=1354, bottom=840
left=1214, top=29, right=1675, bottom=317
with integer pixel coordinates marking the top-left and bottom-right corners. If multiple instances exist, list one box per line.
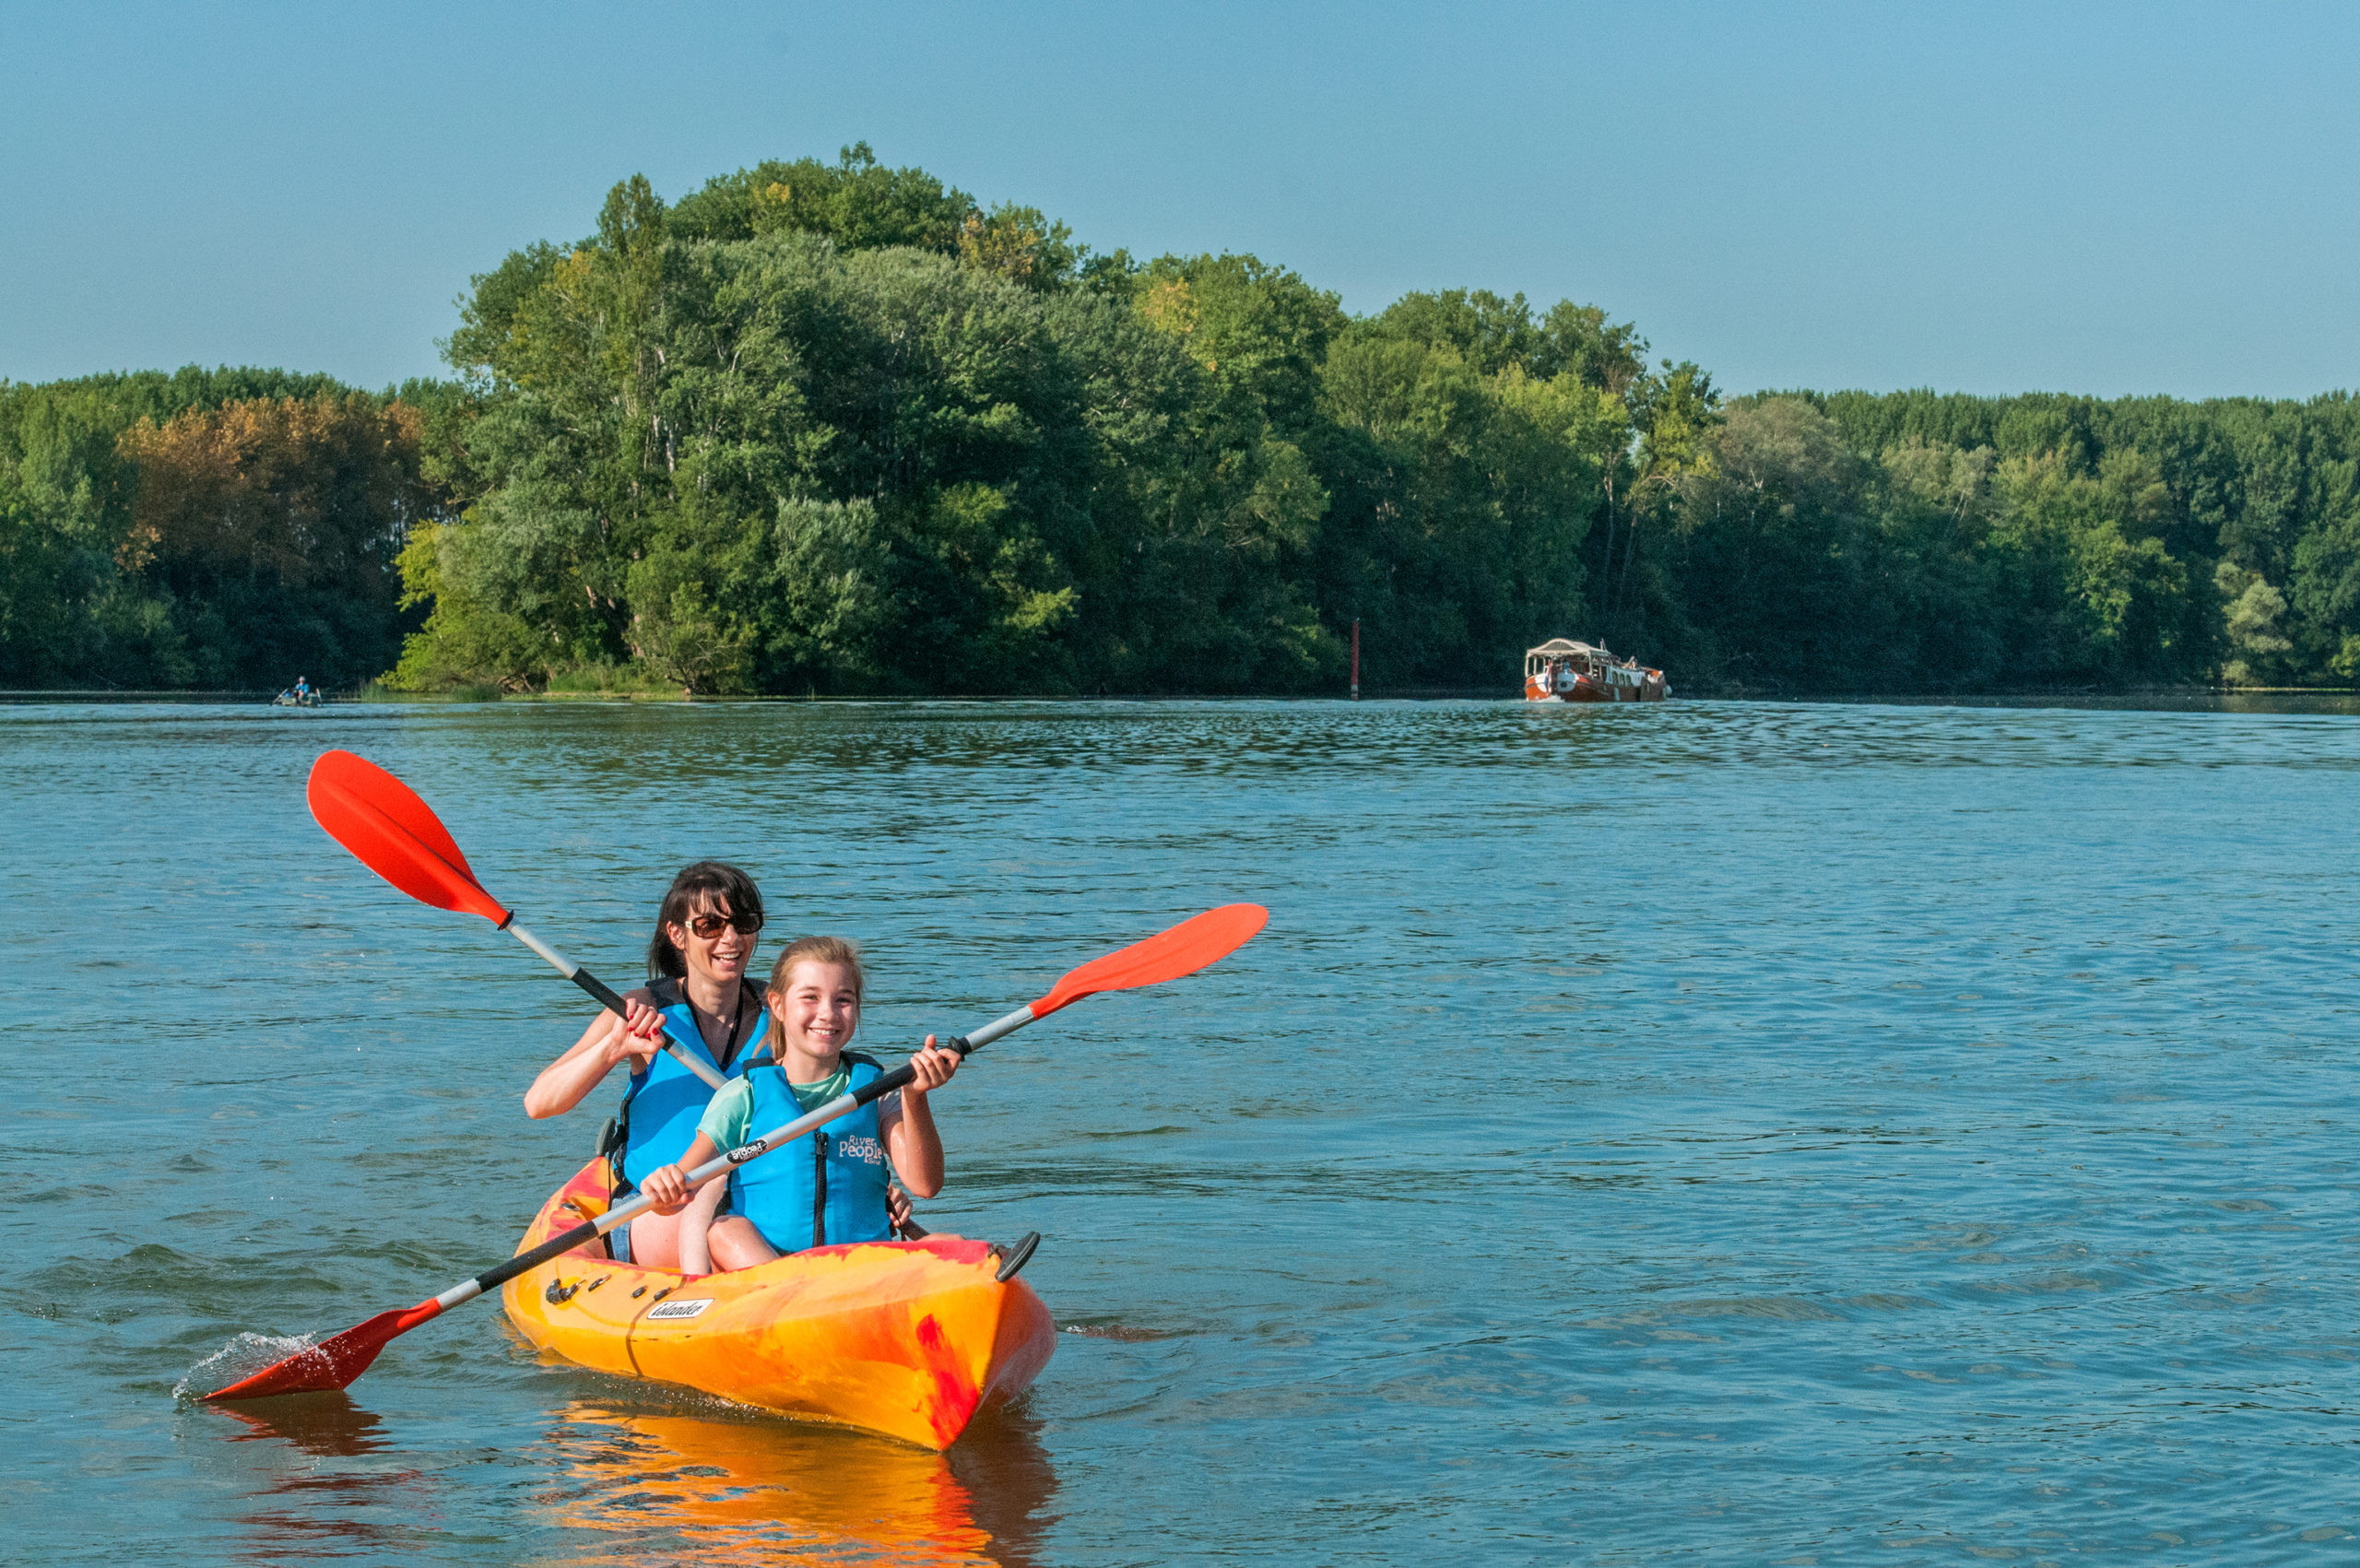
left=1522, top=639, right=1668, bottom=703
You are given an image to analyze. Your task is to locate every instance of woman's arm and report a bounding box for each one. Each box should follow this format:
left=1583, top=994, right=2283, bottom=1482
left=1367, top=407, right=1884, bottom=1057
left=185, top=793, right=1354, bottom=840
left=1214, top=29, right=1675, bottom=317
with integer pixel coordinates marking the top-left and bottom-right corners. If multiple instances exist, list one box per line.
left=523, top=992, right=664, bottom=1118
left=882, top=1035, right=962, bottom=1199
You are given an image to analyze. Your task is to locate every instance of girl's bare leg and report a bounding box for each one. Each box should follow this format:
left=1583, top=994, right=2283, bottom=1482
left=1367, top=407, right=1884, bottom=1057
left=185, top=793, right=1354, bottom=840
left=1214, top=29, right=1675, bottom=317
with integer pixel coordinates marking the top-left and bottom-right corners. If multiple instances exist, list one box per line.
left=621, top=1208, right=684, bottom=1270
left=706, top=1216, right=782, bottom=1273
left=676, top=1178, right=730, bottom=1275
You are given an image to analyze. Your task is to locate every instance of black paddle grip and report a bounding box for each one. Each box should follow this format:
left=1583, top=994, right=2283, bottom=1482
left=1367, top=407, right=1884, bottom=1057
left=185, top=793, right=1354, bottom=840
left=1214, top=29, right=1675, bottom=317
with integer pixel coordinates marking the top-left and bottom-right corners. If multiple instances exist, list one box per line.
left=853, top=1065, right=917, bottom=1105
left=567, top=969, right=714, bottom=1080
left=476, top=1216, right=603, bottom=1295
left=569, top=968, right=630, bottom=1015
left=847, top=1034, right=975, bottom=1108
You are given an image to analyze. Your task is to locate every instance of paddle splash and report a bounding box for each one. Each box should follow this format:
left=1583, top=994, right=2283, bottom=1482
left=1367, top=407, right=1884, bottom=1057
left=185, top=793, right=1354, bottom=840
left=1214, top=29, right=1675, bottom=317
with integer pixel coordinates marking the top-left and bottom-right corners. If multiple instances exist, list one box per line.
left=176, top=1333, right=325, bottom=1401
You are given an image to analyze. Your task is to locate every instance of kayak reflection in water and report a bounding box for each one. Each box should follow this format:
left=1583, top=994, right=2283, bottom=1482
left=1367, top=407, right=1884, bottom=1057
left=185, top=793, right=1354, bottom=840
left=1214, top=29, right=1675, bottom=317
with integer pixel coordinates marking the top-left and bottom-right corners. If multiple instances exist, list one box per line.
left=521, top=866, right=914, bottom=1271
left=539, top=1397, right=1057, bottom=1566
left=638, top=936, right=962, bottom=1273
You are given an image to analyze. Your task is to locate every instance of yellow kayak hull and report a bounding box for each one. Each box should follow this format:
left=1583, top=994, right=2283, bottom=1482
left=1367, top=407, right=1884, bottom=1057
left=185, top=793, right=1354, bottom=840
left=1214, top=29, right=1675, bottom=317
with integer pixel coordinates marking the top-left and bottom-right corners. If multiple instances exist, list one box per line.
left=501, top=1159, right=1056, bottom=1450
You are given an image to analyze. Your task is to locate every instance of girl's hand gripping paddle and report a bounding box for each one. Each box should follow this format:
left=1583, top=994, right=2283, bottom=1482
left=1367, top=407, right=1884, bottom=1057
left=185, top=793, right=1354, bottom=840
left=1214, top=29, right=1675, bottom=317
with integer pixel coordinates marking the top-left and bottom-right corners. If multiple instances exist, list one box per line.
left=304, top=749, right=728, bottom=1091
left=203, top=901, right=1268, bottom=1400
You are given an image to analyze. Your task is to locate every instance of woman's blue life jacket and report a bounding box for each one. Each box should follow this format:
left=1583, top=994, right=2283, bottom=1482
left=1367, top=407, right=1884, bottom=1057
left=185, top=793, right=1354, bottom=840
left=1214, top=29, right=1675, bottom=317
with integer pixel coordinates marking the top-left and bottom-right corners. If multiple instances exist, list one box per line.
left=613, top=976, right=770, bottom=1191
left=726, top=1052, right=894, bottom=1253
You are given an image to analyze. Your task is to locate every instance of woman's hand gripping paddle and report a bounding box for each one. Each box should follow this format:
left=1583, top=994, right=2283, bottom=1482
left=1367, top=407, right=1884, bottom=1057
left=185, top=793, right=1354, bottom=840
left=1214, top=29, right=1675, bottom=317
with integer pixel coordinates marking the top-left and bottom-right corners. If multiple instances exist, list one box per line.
left=304, top=749, right=728, bottom=1092
left=203, top=902, right=1268, bottom=1400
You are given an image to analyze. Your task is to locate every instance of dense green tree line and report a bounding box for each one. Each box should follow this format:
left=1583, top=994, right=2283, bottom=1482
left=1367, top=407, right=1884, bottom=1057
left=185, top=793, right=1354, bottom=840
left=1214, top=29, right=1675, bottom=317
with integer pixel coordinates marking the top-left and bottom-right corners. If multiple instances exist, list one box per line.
left=6, top=145, right=2360, bottom=695
left=1648, top=388, right=2360, bottom=690
left=0, top=367, right=457, bottom=688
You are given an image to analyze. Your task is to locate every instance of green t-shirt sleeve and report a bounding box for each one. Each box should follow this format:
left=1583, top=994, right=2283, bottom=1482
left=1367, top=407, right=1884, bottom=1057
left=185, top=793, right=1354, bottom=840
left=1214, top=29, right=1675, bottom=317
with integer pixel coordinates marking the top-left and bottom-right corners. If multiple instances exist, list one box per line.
left=695, top=1077, right=755, bottom=1151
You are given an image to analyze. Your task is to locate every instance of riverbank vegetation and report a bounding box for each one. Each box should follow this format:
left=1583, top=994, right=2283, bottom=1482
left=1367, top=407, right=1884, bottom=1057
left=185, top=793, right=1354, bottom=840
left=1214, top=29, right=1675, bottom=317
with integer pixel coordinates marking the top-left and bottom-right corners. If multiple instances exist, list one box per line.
left=7, top=146, right=2360, bottom=695
left=0, top=368, right=457, bottom=689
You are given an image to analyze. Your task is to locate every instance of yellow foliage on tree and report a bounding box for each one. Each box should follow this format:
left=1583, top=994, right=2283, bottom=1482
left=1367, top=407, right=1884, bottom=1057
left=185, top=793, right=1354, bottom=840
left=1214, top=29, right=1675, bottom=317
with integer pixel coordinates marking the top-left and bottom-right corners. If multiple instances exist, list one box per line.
left=1136, top=277, right=1201, bottom=341
left=116, top=395, right=432, bottom=596
left=954, top=202, right=1079, bottom=289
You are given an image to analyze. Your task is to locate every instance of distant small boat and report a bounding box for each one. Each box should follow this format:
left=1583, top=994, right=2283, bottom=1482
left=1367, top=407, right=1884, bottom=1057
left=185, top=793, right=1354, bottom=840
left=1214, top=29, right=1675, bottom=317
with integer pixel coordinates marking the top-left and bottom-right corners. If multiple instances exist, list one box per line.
left=1522, top=639, right=1668, bottom=703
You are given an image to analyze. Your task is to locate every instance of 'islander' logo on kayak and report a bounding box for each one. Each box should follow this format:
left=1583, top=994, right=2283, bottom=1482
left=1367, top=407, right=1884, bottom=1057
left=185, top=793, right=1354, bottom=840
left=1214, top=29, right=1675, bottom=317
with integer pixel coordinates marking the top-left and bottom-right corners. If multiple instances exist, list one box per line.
left=838, top=1134, right=885, bottom=1165
left=646, top=1298, right=713, bottom=1320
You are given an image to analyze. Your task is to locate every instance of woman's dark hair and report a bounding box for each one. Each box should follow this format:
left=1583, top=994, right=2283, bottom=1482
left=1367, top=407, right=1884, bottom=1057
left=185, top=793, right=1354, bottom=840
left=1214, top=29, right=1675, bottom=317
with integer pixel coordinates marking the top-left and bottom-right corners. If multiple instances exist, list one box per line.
left=646, top=861, right=765, bottom=980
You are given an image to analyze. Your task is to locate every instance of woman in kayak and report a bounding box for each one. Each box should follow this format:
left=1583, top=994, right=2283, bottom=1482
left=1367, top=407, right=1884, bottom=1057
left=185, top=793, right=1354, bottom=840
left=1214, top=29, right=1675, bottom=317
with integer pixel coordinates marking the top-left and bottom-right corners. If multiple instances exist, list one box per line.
left=523, top=861, right=774, bottom=1270
left=639, top=936, right=962, bottom=1272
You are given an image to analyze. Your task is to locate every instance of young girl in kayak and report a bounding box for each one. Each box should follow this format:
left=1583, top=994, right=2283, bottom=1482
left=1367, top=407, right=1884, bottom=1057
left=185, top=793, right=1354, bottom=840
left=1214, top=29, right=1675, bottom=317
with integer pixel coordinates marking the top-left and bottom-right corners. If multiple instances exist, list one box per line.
left=523, top=861, right=773, bottom=1270
left=638, top=936, right=963, bottom=1272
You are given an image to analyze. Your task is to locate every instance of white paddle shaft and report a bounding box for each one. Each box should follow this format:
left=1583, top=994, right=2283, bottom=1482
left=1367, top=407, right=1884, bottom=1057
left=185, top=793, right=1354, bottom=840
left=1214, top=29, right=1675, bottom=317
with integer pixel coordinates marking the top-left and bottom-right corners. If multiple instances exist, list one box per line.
left=962, top=1005, right=1036, bottom=1052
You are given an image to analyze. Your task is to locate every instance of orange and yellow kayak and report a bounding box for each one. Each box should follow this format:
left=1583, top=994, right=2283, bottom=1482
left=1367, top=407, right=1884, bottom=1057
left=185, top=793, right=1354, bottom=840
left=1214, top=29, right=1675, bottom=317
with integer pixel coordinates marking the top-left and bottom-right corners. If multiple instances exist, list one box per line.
left=501, top=1158, right=1056, bottom=1450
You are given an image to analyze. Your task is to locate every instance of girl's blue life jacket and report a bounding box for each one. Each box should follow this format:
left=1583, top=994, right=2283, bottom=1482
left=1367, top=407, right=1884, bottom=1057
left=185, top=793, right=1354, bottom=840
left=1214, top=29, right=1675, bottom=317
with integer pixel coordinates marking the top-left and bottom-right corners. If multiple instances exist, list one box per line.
left=611, top=976, right=770, bottom=1191
left=726, top=1052, right=894, bottom=1254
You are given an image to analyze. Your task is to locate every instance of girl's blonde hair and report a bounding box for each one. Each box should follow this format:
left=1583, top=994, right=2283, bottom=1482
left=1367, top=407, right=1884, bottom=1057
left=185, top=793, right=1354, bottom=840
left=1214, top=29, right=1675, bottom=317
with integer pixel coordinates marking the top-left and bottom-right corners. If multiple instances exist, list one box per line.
left=768, top=935, right=865, bottom=1002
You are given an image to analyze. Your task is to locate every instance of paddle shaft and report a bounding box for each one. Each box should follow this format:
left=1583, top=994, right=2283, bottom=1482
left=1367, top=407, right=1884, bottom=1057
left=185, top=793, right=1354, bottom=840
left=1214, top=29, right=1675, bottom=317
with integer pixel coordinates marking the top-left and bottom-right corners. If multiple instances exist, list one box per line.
left=506, top=918, right=728, bottom=1091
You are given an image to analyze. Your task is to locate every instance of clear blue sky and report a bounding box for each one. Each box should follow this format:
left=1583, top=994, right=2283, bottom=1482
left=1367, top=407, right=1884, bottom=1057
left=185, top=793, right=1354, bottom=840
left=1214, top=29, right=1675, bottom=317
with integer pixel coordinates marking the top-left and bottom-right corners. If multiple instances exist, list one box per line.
left=6, top=0, right=2355, bottom=399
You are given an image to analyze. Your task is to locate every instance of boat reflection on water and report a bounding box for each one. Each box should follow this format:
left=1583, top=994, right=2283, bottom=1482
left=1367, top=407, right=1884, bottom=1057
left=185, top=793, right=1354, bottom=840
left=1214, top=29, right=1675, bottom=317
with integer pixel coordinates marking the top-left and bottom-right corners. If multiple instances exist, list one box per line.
left=537, top=1396, right=1058, bottom=1567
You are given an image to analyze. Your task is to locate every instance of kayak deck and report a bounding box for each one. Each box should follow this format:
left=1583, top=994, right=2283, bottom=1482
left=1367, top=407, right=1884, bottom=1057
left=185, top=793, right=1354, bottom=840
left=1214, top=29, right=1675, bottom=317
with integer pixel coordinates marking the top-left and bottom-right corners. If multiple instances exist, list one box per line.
left=501, top=1158, right=1055, bottom=1449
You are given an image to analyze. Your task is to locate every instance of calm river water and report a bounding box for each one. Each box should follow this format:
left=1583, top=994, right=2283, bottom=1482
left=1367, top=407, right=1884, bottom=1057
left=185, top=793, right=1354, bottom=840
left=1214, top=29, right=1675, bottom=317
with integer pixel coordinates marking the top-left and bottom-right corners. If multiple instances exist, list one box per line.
left=4, top=697, right=2356, bottom=1565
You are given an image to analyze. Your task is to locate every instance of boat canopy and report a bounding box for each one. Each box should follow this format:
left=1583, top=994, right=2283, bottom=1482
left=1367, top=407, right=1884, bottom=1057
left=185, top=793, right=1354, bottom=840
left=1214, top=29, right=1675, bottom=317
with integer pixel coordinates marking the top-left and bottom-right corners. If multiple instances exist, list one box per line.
left=1525, top=637, right=1639, bottom=679
left=1526, top=638, right=1609, bottom=661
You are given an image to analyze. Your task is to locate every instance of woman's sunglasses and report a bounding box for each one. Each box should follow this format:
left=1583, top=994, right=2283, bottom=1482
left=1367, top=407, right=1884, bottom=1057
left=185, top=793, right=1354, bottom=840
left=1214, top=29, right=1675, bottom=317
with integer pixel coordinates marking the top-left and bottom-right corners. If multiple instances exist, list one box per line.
left=686, top=911, right=762, bottom=939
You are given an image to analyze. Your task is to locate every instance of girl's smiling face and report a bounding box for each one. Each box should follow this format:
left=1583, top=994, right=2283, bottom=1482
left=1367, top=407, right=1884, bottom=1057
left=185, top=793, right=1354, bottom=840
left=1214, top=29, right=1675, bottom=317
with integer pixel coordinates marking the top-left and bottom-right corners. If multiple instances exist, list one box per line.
left=773, top=959, right=861, bottom=1067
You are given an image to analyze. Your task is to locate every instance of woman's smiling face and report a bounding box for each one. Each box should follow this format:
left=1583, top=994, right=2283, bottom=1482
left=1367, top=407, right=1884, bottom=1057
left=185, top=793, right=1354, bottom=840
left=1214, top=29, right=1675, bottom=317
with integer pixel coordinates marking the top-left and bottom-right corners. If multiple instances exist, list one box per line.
left=773, top=960, right=861, bottom=1065
left=667, top=896, right=757, bottom=984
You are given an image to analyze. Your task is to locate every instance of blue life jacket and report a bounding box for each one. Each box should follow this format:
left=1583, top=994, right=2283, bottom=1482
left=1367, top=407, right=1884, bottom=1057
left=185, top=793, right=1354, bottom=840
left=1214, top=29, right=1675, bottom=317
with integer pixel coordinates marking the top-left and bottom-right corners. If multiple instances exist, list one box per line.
left=615, top=977, right=769, bottom=1190
left=727, top=1052, right=893, bottom=1253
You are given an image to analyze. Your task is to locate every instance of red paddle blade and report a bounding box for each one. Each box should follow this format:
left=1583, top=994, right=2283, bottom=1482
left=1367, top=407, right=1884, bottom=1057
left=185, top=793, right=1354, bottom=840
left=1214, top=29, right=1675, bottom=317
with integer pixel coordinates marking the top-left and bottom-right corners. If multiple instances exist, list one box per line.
left=204, top=1309, right=409, bottom=1399
left=1030, top=903, right=1268, bottom=1019
left=307, top=750, right=509, bottom=925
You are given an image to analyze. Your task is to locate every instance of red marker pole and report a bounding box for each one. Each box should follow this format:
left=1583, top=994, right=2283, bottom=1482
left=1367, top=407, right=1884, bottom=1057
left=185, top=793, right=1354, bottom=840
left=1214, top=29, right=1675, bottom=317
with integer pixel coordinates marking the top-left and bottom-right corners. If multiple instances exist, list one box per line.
left=1351, top=619, right=1361, bottom=701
